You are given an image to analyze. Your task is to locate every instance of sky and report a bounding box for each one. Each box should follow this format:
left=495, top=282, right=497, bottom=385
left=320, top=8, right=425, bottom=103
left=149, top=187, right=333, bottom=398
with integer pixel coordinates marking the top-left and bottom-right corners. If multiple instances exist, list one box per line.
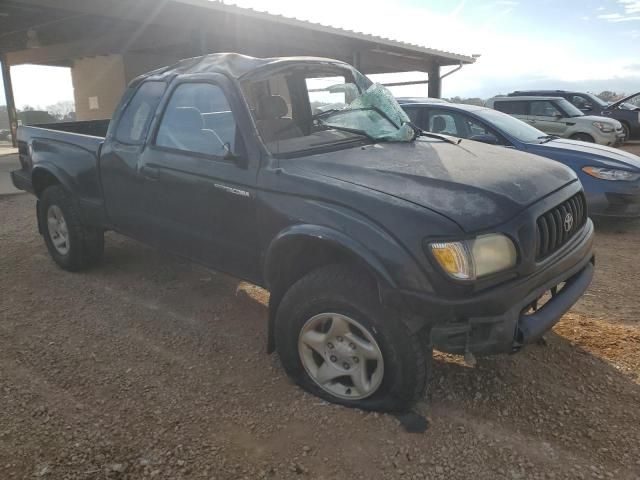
left=1, top=0, right=640, bottom=109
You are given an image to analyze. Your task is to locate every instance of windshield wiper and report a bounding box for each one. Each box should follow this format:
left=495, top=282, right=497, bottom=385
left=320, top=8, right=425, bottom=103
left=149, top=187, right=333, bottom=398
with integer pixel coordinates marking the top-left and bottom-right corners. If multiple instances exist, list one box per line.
left=538, top=134, right=559, bottom=144
left=318, top=122, right=375, bottom=142
left=311, top=109, right=342, bottom=121
left=407, top=122, right=461, bottom=145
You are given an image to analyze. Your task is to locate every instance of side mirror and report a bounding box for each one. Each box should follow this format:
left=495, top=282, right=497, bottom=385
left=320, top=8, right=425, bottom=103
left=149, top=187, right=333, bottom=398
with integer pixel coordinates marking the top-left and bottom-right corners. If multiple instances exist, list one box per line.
left=554, top=113, right=564, bottom=119
left=469, top=133, right=499, bottom=145
left=224, top=149, right=249, bottom=168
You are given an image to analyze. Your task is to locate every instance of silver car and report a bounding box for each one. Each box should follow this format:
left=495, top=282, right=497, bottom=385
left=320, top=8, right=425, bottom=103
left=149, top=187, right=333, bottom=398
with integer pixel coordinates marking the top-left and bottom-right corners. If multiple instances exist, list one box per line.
left=486, top=96, right=625, bottom=146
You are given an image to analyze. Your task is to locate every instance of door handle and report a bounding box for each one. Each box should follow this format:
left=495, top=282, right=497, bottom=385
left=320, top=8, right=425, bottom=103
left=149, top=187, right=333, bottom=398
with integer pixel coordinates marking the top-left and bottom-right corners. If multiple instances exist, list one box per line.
left=140, top=166, right=160, bottom=181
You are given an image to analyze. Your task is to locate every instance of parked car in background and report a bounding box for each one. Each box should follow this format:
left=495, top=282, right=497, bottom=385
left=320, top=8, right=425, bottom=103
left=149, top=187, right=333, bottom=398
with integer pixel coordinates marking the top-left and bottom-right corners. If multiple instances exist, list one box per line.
left=11, top=54, right=595, bottom=411
left=486, top=96, right=625, bottom=146
left=0, top=129, right=11, bottom=141
left=399, top=98, right=640, bottom=218
left=508, top=90, right=640, bottom=142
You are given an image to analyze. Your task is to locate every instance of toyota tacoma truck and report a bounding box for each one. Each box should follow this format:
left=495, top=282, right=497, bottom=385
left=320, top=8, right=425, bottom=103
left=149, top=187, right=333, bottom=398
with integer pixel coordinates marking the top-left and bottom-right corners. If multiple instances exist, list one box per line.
left=11, top=54, right=595, bottom=412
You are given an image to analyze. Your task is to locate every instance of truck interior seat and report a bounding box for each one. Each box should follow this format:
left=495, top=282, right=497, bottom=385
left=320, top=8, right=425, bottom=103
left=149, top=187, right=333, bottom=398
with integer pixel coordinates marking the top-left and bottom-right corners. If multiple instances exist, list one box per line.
left=432, top=116, right=446, bottom=133
left=255, top=95, right=302, bottom=142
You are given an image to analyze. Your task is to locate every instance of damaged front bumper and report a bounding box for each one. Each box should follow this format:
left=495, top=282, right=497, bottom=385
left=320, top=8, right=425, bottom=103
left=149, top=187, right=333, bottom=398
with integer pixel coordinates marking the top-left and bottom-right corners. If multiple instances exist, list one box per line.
left=385, top=219, right=595, bottom=356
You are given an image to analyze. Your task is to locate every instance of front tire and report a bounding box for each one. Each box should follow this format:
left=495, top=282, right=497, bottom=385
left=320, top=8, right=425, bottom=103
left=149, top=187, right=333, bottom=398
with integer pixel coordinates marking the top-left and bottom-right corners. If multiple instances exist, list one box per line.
left=621, top=122, right=630, bottom=143
left=39, top=185, right=104, bottom=271
left=274, top=264, right=429, bottom=412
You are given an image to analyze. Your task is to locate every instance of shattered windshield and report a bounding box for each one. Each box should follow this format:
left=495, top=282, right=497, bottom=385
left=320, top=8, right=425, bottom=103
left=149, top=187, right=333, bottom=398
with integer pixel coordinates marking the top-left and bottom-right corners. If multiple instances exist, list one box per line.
left=241, top=64, right=415, bottom=156
left=318, top=83, right=415, bottom=142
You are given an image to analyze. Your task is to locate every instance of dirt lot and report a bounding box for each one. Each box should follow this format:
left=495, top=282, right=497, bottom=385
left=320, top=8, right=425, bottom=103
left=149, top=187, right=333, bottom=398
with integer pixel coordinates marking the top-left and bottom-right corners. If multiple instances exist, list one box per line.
left=1, top=146, right=640, bottom=479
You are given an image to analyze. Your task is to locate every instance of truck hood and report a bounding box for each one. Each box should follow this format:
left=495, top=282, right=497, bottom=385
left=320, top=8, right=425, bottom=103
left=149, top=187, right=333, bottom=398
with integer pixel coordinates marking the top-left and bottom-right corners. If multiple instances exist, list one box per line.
left=607, top=91, right=640, bottom=110
left=527, top=138, right=640, bottom=170
left=290, top=138, right=576, bottom=232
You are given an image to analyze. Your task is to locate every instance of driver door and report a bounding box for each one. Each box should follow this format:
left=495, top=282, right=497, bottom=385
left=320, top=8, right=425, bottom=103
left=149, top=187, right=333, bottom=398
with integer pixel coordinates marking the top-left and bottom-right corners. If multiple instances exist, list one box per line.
left=140, top=76, right=261, bottom=280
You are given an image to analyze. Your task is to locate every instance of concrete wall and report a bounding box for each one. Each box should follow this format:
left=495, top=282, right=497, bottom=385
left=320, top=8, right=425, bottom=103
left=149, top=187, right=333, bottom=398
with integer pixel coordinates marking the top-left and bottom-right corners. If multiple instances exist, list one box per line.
left=71, top=53, right=182, bottom=121
left=71, top=55, right=126, bottom=121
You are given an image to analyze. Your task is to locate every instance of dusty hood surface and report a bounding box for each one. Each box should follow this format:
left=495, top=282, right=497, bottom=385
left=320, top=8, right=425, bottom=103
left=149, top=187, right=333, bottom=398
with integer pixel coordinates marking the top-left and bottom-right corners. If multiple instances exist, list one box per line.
left=290, top=138, right=576, bottom=231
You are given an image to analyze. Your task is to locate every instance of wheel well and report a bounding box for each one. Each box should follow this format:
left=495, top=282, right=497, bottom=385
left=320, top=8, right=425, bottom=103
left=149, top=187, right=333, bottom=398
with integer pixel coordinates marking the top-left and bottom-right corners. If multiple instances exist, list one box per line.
left=265, top=237, right=380, bottom=353
left=570, top=132, right=594, bottom=141
left=32, top=169, right=60, bottom=198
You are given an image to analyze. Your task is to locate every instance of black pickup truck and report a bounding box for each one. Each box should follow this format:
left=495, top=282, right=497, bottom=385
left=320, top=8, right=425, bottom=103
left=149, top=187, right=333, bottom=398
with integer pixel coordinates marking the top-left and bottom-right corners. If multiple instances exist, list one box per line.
left=11, top=54, right=595, bottom=411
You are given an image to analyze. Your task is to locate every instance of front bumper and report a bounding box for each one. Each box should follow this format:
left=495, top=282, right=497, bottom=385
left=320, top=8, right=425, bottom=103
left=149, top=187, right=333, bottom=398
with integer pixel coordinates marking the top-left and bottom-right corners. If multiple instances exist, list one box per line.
left=384, top=219, right=595, bottom=355
left=591, top=129, right=624, bottom=147
left=583, top=178, right=640, bottom=218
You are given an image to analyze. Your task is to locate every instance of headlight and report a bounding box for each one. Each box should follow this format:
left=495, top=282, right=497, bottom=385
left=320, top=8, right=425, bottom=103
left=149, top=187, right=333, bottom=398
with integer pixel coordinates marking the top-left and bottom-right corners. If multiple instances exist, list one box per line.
left=429, top=234, right=517, bottom=281
left=592, top=121, right=614, bottom=133
left=582, top=166, right=640, bottom=181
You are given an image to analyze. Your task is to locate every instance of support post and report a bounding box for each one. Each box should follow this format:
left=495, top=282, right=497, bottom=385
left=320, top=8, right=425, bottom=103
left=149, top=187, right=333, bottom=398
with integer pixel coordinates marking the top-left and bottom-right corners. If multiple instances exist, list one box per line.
left=1, top=55, right=18, bottom=147
left=428, top=62, right=441, bottom=99
left=352, top=51, right=361, bottom=70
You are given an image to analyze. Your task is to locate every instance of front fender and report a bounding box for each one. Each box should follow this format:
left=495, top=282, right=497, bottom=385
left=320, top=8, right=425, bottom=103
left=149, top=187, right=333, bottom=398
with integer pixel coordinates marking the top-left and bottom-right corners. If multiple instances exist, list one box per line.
left=263, top=223, right=421, bottom=354
left=264, top=223, right=397, bottom=291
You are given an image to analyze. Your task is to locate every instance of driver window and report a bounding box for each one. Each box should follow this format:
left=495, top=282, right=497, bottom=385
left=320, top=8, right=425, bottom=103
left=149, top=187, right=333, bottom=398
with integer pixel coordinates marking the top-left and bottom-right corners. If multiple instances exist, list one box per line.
left=156, top=83, right=236, bottom=157
left=530, top=101, right=562, bottom=117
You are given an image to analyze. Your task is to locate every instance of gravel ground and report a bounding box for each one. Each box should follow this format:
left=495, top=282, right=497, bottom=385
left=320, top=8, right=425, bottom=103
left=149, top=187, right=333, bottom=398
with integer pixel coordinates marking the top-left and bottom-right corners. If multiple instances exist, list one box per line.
left=1, top=189, right=640, bottom=479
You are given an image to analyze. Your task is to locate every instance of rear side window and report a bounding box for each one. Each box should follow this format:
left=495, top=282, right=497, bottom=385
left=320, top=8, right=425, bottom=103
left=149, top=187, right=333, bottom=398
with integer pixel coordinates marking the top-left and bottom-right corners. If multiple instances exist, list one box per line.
left=115, top=81, right=166, bottom=144
left=494, top=100, right=528, bottom=115
left=530, top=101, right=562, bottom=117
left=427, top=111, right=458, bottom=135
left=424, top=110, right=499, bottom=142
left=569, top=95, right=589, bottom=109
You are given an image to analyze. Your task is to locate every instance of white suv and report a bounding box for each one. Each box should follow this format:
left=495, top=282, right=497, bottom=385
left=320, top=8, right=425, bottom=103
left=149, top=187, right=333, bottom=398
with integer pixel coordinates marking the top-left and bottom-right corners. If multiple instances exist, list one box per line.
left=486, top=96, right=625, bottom=146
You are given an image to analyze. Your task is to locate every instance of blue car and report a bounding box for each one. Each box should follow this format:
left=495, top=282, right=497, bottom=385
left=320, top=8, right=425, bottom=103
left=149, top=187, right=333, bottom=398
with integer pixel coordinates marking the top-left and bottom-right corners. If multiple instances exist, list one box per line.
left=398, top=98, right=640, bottom=218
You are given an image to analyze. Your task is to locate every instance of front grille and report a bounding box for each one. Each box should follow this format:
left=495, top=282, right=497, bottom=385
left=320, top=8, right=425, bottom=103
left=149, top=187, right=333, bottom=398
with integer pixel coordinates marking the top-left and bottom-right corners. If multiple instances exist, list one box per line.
left=535, top=192, right=587, bottom=260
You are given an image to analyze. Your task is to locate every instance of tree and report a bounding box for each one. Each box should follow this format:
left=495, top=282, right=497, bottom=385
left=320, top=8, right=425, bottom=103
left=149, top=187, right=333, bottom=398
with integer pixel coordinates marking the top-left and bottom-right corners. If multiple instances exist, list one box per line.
left=447, top=96, right=485, bottom=106
left=596, top=91, right=625, bottom=103
left=46, top=100, right=75, bottom=120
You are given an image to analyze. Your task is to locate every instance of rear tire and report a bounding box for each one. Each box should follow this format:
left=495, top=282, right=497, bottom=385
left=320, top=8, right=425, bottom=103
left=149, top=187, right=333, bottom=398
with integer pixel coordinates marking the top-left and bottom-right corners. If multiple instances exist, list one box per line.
left=570, top=133, right=595, bottom=143
left=274, top=264, right=429, bottom=412
left=39, top=185, right=104, bottom=271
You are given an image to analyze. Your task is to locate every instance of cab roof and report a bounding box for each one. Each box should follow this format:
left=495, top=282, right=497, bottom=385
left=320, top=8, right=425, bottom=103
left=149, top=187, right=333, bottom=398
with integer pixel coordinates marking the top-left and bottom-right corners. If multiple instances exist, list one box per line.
left=136, top=53, right=351, bottom=84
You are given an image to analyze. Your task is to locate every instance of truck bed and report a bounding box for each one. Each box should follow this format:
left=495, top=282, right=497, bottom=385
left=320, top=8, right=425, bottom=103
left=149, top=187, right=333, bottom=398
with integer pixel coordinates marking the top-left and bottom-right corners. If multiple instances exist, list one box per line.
left=14, top=122, right=109, bottom=222
left=32, top=119, right=110, bottom=138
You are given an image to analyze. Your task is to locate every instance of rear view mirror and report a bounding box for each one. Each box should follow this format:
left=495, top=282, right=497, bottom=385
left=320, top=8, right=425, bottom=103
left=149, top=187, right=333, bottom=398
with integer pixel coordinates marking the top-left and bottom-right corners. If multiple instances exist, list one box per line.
left=469, top=133, right=499, bottom=145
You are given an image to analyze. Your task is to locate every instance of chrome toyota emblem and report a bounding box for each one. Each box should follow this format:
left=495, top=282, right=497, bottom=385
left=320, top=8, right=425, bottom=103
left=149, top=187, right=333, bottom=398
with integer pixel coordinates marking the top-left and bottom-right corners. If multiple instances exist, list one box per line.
left=563, top=212, right=574, bottom=232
